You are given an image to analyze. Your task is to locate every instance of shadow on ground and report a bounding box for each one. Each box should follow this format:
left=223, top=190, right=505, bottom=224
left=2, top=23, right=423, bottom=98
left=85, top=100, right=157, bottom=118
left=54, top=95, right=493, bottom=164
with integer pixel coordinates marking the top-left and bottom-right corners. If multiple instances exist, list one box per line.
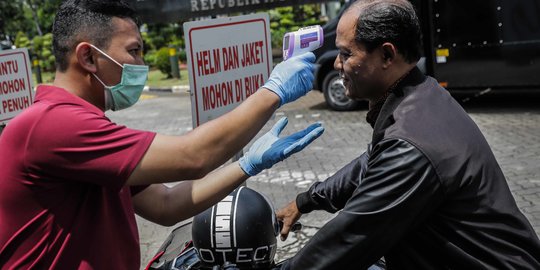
left=306, top=90, right=540, bottom=114
left=453, top=90, right=540, bottom=114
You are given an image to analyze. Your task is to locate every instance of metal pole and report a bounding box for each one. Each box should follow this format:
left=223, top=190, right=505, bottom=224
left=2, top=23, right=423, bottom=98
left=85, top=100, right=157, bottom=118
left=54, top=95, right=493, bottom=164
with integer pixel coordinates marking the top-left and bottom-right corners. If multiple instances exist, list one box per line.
left=168, top=46, right=181, bottom=79
left=33, top=56, right=42, bottom=84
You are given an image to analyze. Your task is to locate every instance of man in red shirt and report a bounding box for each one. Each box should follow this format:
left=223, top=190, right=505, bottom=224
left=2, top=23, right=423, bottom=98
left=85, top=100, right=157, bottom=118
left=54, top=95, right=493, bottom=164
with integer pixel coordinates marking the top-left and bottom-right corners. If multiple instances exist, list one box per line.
left=0, top=0, right=323, bottom=269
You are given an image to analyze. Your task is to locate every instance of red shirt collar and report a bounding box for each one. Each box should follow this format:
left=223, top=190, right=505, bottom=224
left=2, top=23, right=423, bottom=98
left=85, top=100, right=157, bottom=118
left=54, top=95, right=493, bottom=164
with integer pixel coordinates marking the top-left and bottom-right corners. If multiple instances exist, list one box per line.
left=35, top=85, right=105, bottom=117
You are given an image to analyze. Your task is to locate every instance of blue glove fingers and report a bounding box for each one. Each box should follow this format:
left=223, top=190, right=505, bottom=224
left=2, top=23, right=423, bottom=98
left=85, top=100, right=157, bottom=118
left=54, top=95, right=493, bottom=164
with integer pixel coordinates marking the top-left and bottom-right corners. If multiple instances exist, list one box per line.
left=271, top=117, right=288, bottom=136
left=286, top=122, right=322, bottom=141
left=287, top=53, right=315, bottom=78
left=283, top=126, right=324, bottom=156
left=293, top=51, right=316, bottom=63
left=263, top=52, right=316, bottom=106
left=300, top=68, right=315, bottom=87
left=288, top=52, right=316, bottom=66
left=295, top=52, right=316, bottom=84
left=283, top=126, right=325, bottom=156
left=240, top=120, right=323, bottom=176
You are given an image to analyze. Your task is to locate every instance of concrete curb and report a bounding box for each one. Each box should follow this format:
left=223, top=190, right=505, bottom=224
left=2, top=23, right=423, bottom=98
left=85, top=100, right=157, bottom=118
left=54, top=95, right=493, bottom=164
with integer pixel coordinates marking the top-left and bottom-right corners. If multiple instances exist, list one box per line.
left=143, top=85, right=190, bottom=94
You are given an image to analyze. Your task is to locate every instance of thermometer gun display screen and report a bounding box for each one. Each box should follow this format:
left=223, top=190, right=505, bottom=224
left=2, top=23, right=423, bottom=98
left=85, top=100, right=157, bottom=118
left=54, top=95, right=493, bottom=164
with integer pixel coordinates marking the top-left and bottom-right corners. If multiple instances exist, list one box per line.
left=300, top=32, right=318, bottom=48
left=283, top=35, right=290, bottom=50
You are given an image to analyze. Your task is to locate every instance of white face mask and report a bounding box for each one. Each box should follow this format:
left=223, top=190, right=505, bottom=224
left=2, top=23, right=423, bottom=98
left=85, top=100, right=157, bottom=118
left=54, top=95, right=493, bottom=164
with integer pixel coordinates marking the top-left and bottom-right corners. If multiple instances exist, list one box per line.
left=90, top=44, right=149, bottom=111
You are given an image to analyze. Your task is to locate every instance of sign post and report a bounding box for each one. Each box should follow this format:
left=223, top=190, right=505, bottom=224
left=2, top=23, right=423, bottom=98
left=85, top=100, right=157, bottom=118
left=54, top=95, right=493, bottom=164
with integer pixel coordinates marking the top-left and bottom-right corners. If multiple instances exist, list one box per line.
left=0, top=48, right=34, bottom=130
left=184, top=13, right=273, bottom=128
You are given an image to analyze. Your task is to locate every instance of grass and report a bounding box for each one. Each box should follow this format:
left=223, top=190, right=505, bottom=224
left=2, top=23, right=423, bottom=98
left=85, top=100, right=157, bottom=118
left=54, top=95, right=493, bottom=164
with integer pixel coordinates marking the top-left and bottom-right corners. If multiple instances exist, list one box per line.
left=32, top=71, right=55, bottom=86
left=146, top=68, right=190, bottom=88
left=32, top=68, right=190, bottom=89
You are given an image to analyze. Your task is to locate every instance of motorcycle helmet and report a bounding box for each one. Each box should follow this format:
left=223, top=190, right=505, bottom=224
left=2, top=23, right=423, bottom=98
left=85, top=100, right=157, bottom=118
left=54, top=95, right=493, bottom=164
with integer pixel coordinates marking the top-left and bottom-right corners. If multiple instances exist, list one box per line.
left=192, top=186, right=279, bottom=269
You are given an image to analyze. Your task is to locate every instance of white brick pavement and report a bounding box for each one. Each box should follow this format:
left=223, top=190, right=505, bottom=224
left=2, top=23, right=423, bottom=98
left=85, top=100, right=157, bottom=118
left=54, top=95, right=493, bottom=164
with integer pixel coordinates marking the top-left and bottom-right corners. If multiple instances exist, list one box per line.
left=106, top=90, right=540, bottom=268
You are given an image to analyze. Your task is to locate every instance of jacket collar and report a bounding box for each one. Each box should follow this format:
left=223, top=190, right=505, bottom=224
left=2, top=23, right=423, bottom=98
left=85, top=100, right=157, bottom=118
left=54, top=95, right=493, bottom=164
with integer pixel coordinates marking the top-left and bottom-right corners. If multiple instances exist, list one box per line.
left=371, top=66, right=426, bottom=145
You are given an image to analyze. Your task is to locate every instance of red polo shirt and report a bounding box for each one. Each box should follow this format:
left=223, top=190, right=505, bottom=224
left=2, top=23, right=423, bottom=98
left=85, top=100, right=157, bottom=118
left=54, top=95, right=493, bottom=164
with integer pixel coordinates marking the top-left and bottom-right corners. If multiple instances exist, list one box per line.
left=0, top=85, right=156, bottom=269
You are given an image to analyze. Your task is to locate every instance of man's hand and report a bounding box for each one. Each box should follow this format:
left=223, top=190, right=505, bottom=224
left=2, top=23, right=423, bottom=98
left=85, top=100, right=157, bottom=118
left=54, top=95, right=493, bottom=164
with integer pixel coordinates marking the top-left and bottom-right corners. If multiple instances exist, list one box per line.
left=276, top=200, right=302, bottom=241
left=263, top=52, right=316, bottom=107
left=239, top=117, right=324, bottom=176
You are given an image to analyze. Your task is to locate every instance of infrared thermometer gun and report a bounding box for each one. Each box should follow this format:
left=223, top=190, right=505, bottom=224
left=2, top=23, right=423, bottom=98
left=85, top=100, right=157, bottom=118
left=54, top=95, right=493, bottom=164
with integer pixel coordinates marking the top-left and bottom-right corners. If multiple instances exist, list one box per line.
left=282, top=25, right=324, bottom=61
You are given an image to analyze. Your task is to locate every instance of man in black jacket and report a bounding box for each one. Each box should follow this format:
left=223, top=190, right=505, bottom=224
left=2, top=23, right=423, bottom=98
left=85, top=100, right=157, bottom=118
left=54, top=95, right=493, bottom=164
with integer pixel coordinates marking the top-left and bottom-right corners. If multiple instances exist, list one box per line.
left=277, top=0, right=540, bottom=269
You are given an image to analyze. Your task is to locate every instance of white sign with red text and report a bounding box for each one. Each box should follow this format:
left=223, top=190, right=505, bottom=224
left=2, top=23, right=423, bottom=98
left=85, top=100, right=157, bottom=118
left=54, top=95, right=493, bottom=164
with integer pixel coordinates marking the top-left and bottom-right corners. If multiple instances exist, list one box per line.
left=0, top=48, right=34, bottom=125
left=184, top=13, right=272, bottom=127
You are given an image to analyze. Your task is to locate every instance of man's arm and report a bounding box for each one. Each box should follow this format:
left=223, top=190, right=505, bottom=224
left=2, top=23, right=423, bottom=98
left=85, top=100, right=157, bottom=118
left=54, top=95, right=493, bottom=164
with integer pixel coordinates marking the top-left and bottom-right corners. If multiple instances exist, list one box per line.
left=132, top=162, right=248, bottom=226
left=297, top=151, right=370, bottom=213
left=277, top=151, right=369, bottom=239
left=127, top=53, right=316, bottom=186
left=282, top=139, right=444, bottom=269
left=133, top=118, right=324, bottom=226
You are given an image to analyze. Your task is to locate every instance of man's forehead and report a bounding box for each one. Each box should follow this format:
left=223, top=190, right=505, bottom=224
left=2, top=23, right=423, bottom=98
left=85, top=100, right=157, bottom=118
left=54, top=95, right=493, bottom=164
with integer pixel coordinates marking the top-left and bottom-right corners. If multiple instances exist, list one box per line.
left=111, top=17, right=139, bottom=33
left=337, top=11, right=357, bottom=40
left=110, top=17, right=142, bottom=44
left=340, top=10, right=358, bottom=27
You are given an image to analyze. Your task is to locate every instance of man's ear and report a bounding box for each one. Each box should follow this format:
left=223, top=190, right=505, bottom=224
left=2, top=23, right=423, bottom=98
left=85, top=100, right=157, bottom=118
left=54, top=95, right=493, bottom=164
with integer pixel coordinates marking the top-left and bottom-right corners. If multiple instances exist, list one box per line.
left=380, top=42, right=397, bottom=69
left=75, top=42, right=97, bottom=73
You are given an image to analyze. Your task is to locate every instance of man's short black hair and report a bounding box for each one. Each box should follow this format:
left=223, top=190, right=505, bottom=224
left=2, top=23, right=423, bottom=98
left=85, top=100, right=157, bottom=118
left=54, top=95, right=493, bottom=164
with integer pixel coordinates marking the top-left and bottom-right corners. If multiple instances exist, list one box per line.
left=52, top=0, right=138, bottom=71
left=351, top=0, right=422, bottom=63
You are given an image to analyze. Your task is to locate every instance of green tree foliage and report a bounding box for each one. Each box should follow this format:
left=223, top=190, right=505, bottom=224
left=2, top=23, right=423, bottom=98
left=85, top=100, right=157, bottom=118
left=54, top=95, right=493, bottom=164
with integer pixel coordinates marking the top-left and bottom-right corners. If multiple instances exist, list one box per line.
left=26, top=0, right=63, bottom=36
left=2, top=1, right=328, bottom=77
left=268, top=5, right=324, bottom=51
left=1, top=0, right=61, bottom=41
left=151, top=47, right=173, bottom=78
left=14, top=32, right=31, bottom=48
left=142, top=23, right=184, bottom=52
left=2, top=0, right=60, bottom=72
left=141, top=4, right=325, bottom=76
left=33, top=33, right=55, bottom=71
left=0, top=2, right=27, bottom=42
left=141, top=23, right=185, bottom=77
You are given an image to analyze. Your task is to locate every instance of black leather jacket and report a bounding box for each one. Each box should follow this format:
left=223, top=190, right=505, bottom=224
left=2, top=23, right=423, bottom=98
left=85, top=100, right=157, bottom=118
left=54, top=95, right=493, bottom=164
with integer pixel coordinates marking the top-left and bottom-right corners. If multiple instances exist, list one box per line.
left=283, top=68, right=540, bottom=269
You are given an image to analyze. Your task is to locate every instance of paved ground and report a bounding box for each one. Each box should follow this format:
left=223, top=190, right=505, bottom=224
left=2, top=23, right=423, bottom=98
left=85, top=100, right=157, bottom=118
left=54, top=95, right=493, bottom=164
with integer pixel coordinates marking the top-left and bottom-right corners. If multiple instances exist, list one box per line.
left=106, top=89, right=540, bottom=268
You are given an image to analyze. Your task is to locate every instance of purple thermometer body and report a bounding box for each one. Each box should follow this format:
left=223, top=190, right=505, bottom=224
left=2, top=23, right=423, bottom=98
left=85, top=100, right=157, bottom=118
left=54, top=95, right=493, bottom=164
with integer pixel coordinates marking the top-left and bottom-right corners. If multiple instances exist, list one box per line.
left=283, top=25, right=324, bottom=60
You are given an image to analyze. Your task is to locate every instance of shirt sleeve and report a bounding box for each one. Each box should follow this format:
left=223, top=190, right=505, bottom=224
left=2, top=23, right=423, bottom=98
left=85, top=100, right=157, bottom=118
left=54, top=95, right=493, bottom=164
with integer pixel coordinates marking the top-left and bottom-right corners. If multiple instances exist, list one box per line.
left=284, top=138, right=444, bottom=270
left=296, top=151, right=369, bottom=213
left=24, top=105, right=156, bottom=191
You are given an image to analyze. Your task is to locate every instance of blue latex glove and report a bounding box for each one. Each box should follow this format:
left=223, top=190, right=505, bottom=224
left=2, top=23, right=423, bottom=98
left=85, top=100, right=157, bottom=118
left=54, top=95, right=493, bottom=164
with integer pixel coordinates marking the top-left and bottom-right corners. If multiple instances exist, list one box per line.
left=239, top=117, right=324, bottom=176
left=263, top=52, right=316, bottom=107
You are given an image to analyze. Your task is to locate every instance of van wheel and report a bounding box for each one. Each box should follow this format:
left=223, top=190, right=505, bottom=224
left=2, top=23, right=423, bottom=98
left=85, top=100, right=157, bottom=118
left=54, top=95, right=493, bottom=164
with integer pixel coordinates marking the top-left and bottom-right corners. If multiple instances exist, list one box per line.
left=322, top=70, right=359, bottom=111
